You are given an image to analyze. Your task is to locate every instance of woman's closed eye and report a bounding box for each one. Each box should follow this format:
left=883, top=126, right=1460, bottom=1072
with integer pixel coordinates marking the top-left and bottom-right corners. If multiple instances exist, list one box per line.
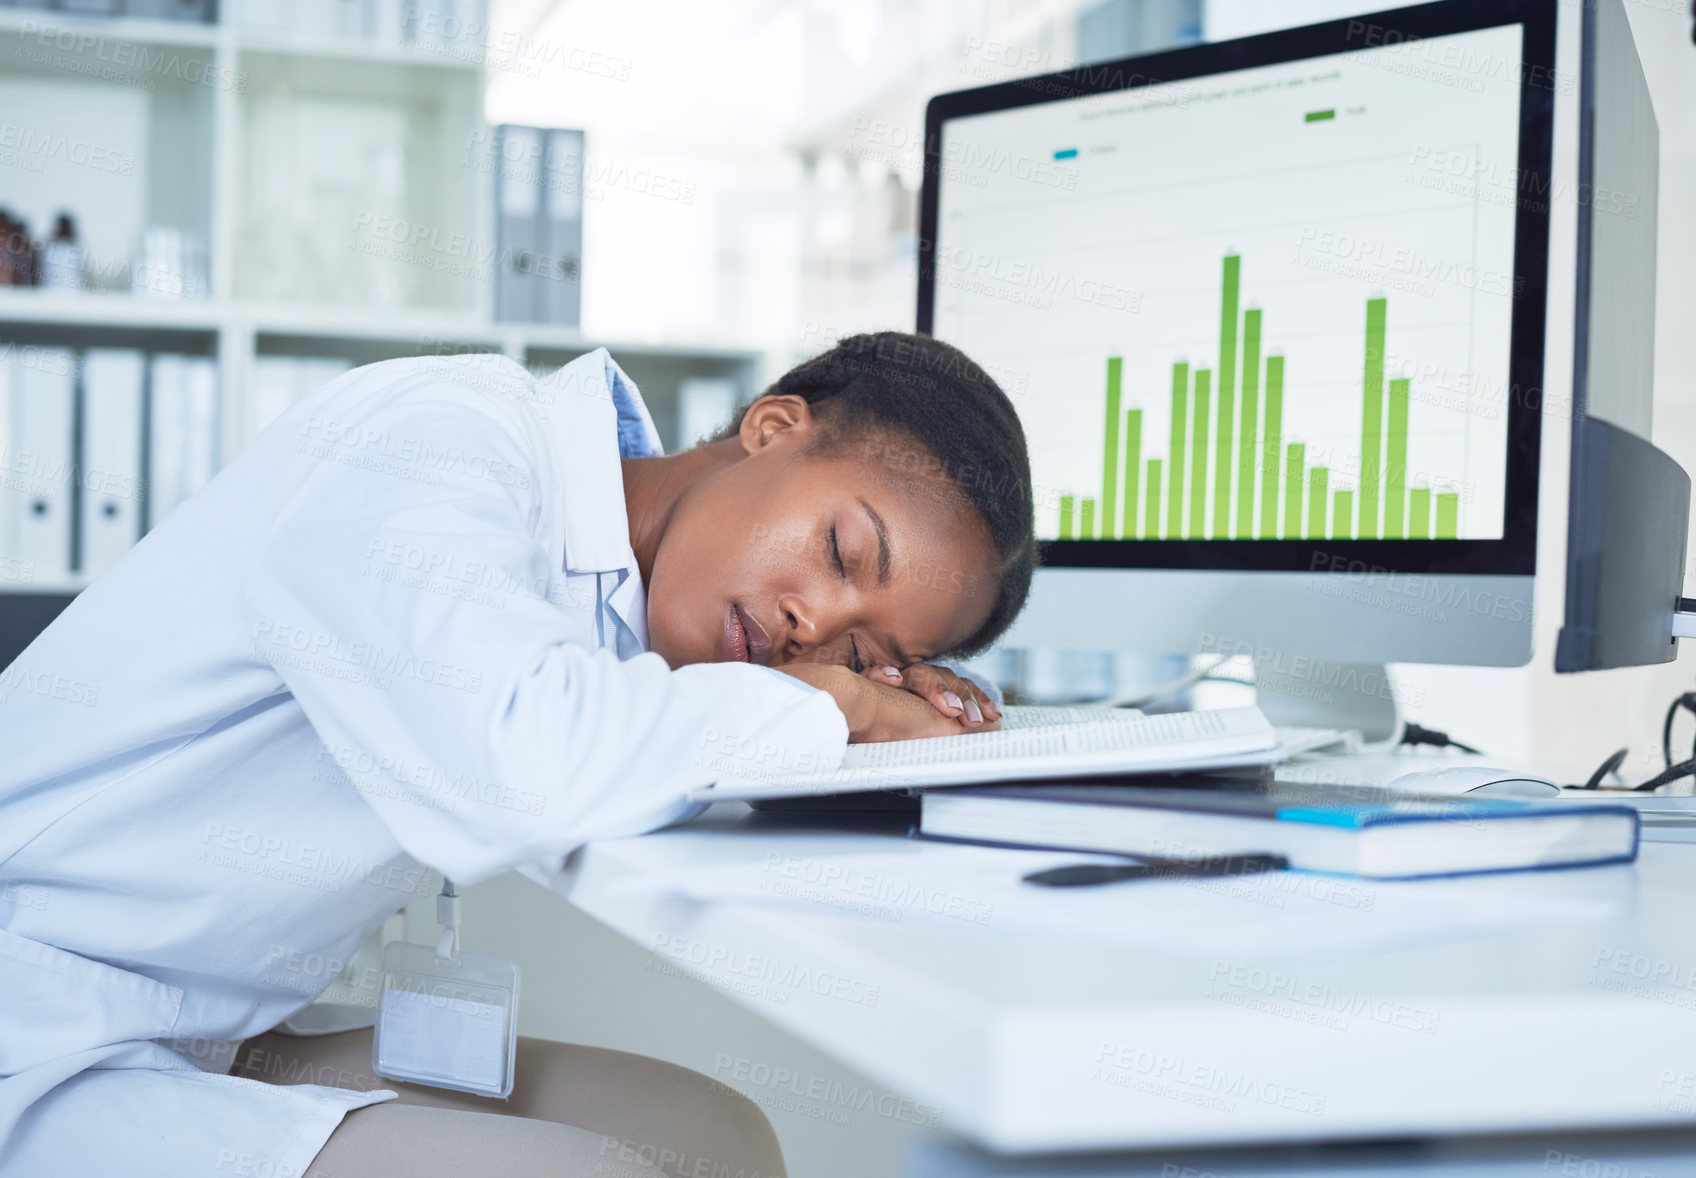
left=826, top=525, right=868, bottom=671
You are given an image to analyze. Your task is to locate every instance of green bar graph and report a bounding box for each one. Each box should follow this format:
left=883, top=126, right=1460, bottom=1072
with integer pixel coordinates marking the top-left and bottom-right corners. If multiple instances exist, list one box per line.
left=1190, top=369, right=1211, bottom=539
left=1168, top=363, right=1188, bottom=540
left=1215, top=256, right=1239, bottom=540
left=1260, top=354, right=1283, bottom=539
left=1409, top=487, right=1431, bottom=539
left=1285, top=443, right=1305, bottom=540
left=1435, top=493, right=1459, bottom=538
left=1146, top=460, right=1163, bottom=538
left=1123, top=409, right=1142, bottom=539
left=1062, top=254, right=1473, bottom=546
left=1384, top=377, right=1409, bottom=539
left=1237, top=307, right=1261, bottom=539
left=1101, top=358, right=1122, bottom=538
left=1359, top=297, right=1387, bottom=539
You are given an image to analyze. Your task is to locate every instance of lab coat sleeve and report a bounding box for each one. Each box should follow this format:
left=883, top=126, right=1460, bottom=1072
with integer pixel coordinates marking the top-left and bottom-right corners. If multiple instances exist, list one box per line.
left=243, top=377, right=848, bottom=884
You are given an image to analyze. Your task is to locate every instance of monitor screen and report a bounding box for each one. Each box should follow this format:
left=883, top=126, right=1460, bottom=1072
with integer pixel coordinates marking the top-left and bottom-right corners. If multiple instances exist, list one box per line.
left=921, top=3, right=1553, bottom=574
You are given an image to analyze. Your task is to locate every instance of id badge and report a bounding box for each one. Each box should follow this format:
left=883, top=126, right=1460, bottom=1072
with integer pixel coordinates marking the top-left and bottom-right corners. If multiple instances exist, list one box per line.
left=373, top=940, right=521, bottom=1098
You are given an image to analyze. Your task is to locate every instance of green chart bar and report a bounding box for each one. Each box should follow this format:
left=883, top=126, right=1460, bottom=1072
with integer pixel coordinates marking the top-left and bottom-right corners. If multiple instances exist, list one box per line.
left=1260, top=355, right=1284, bottom=538
left=1409, top=487, right=1431, bottom=539
left=1080, top=498, right=1096, bottom=538
left=1359, top=297, right=1387, bottom=539
left=1059, top=494, right=1075, bottom=539
left=1100, top=358, right=1122, bottom=538
left=1284, top=443, right=1305, bottom=540
left=1146, top=460, right=1163, bottom=539
left=1190, top=369, right=1211, bottom=539
left=1334, top=489, right=1354, bottom=540
left=1384, top=377, right=1410, bottom=539
left=1308, top=467, right=1329, bottom=538
left=1215, top=255, right=1240, bottom=540
left=1435, top=493, right=1459, bottom=538
left=1236, top=307, right=1261, bottom=539
left=1168, top=363, right=1188, bottom=540
left=1123, top=410, right=1142, bottom=539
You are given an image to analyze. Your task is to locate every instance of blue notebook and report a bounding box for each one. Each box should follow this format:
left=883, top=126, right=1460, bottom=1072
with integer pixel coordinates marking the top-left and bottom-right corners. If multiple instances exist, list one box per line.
left=918, top=779, right=1640, bottom=880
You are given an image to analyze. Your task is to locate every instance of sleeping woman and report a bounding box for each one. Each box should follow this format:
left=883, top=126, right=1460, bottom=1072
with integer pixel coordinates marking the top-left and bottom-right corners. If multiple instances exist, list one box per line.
left=0, top=330, right=1036, bottom=1177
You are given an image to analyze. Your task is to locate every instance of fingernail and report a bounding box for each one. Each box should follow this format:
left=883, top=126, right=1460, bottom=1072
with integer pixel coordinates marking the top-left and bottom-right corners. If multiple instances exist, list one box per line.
left=964, top=698, right=983, bottom=723
left=943, top=691, right=963, bottom=712
left=880, top=665, right=901, bottom=679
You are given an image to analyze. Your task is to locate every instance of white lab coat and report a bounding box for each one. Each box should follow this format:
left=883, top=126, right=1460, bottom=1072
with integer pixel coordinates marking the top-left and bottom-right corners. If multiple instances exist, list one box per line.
left=0, top=349, right=848, bottom=1177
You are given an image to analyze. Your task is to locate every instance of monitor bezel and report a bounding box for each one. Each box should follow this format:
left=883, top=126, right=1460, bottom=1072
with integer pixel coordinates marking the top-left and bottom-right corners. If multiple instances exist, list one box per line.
left=917, top=0, right=1556, bottom=576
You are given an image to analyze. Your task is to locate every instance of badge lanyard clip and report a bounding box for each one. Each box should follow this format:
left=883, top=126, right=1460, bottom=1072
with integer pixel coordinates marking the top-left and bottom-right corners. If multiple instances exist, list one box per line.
left=436, top=878, right=461, bottom=961
left=373, top=875, right=521, bottom=1099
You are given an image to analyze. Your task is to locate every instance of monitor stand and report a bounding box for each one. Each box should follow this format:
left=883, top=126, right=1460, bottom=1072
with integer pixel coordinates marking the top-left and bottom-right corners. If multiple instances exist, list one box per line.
left=1250, top=659, right=1399, bottom=744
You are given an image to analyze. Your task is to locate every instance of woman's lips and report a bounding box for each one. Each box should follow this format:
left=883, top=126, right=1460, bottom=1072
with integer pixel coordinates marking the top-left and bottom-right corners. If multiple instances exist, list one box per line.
left=723, top=604, right=749, bottom=662
left=733, top=604, right=773, bottom=665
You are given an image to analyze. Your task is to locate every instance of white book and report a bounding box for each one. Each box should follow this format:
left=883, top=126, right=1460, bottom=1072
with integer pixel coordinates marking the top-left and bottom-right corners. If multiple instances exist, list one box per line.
left=691, top=705, right=1281, bottom=802
left=8, top=349, right=76, bottom=582
left=78, top=349, right=146, bottom=579
left=148, top=354, right=219, bottom=530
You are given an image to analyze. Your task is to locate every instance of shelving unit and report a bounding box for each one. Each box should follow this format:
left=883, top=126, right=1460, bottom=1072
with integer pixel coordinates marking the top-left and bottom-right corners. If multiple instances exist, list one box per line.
left=0, top=7, right=764, bottom=630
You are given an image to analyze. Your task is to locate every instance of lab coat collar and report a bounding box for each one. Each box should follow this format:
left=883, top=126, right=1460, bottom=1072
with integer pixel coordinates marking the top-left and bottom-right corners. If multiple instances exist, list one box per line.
left=532, top=348, right=662, bottom=647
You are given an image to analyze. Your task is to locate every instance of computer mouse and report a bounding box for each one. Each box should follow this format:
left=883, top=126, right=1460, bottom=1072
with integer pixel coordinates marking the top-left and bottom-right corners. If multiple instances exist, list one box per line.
left=1386, top=766, right=1562, bottom=798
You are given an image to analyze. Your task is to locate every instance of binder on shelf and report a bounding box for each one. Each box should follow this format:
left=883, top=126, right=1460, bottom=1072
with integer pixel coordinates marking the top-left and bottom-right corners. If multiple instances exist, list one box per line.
left=123, top=0, right=216, bottom=21
left=7, top=349, right=76, bottom=582
left=407, top=0, right=481, bottom=51
left=371, top=0, right=406, bottom=45
left=227, top=0, right=292, bottom=35
left=541, top=129, right=584, bottom=328
left=0, top=356, right=12, bottom=570
left=78, top=349, right=145, bottom=580
left=494, top=124, right=545, bottom=324
left=248, top=356, right=300, bottom=445
left=248, top=355, right=354, bottom=445
left=148, top=354, right=219, bottom=531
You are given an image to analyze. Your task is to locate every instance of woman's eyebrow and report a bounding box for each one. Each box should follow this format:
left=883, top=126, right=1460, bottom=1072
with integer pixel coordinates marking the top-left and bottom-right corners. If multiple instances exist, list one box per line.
left=856, top=498, right=891, bottom=584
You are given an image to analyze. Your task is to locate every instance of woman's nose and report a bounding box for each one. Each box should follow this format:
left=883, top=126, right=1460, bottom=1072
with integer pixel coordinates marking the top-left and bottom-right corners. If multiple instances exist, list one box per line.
left=779, top=594, right=819, bottom=650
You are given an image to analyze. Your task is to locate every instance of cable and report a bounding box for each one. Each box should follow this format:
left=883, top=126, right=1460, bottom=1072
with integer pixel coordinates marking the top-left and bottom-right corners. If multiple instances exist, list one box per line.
left=1579, top=748, right=1628, bottom=791
left=1397, top=721, right=1483, bottom=756
left=1626, top=756, right=1696, bottom=794
left=1662, top=692, right=1696, bottom=770
left=1108, top=656, right=1239, bottom=709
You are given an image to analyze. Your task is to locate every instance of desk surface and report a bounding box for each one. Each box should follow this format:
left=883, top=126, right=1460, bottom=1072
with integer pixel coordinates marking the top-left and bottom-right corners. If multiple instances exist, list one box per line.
left=548, top=804, right=1696, bottom=1154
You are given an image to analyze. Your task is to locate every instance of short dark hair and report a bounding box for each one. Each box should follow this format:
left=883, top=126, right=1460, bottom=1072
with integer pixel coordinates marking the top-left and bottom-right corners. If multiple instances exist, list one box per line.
left=725, top=331, right=1038, bottom=658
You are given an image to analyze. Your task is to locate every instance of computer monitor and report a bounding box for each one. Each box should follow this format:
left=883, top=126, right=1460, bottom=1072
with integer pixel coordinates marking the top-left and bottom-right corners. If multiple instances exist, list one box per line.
left=1555, top=0, right=1688, bottom=672
left=919, top=0, right=1558, bottom=731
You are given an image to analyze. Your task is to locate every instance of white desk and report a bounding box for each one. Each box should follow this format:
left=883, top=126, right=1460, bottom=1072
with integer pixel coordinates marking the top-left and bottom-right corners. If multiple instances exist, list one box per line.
left=545, top=804, right=1696, bottom=1157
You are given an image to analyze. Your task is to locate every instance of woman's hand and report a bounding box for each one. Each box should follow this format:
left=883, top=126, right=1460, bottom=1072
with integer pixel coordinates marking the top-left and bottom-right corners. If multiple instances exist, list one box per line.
left=776, top=663, right=1002, bottom=743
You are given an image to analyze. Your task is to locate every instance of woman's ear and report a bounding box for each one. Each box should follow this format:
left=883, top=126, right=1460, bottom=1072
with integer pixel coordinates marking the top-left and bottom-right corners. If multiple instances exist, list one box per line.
left=737, top=395, right=816, bottom=455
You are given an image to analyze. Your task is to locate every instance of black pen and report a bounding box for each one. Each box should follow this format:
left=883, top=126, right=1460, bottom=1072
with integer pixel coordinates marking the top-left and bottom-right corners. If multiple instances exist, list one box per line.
left=1022, top=853, right=1289, bottom=887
